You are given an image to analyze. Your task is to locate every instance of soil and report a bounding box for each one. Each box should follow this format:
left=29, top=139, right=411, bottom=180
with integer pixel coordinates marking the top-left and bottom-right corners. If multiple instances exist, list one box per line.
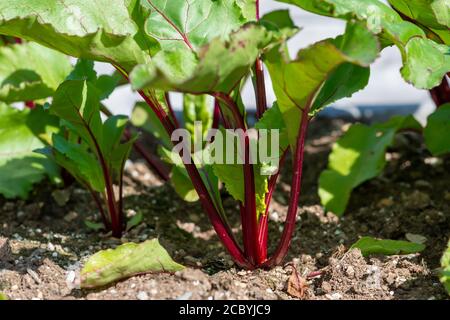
left=0, top=118, right=449, bottom=300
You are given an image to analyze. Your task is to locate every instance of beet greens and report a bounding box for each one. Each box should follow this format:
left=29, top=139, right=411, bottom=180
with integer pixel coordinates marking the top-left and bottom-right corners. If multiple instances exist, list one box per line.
left=0, top=0, right=448, bottom=269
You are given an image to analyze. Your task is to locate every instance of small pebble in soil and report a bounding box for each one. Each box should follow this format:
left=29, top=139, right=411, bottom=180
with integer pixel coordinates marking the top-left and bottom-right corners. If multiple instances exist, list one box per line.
left=269, top=211, right=280, bottom=222
left=64, top=211, right=78, bottom=222
left=0, top=237, right=12, bottom=261
left=47, top=243, right=55, bottom=251
left=137, top=291, right=149, bottom=300
left=177, top=292, right=193, bottom=300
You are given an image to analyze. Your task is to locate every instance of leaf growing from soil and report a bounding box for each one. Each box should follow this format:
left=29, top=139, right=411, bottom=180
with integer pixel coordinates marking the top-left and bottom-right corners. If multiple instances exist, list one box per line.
left=424, top=103, right=450, bottom=156
left=0, top=104, right=60, bottom=199
left=0, top=42, right=72, bottom=103
left=319, top=115, right=422, bottom=215
left=80, top=239, right=184, bottom=289
left=351, top=237, right=426, bottom=256
left=441, top=240, right=450, bottom=295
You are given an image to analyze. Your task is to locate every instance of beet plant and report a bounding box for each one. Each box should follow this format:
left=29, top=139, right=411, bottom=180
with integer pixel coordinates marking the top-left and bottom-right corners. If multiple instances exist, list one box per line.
left=0, top=0, right=448, bottom=269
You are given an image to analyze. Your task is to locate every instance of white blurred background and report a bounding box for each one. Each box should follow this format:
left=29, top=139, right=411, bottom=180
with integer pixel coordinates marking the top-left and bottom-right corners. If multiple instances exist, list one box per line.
left=98, top=0, right=436, bottom=123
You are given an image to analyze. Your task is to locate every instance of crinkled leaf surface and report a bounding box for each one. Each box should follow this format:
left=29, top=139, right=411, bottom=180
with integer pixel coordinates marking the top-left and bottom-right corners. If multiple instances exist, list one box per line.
left=0, top=0, right=153, bottom=71
left=319, top=116, right=422, bottom=215
left=143, top=0, right=251, bottom=51
left=352, top=237, right=426, bottom=256
left=266, top=22, right=379, bottom=151
left=401, top=38, right=450, bottom=89
left=81, top=239, right=184, bottom=288
left=388, top=0, right=450, bottom=30
left=0, top=42, right=72, bottom=103
left=441, top=239, right=450, bottom=294
left=0, top=104, right=60, bottom=199
left=424, top=103, right=450, bottom=155
left=129, top=0, right=270, bottom=93
left=131, top=25, right=273, bottom=93
left=280, top=0, right=450, bottom=89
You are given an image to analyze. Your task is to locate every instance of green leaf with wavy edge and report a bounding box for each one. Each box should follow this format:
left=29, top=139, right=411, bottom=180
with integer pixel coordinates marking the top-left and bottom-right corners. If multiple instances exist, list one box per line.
left=424, top=103, right=450, bottom=155
left=388, top=0, right=450, bottom=30
left=401, top=38, right=450, bottom=89
left=265, top=22, right=379, bottom=151
left=81, top=239, right=184, bottom=289
left=351, top=237, right=426, bottom=257
left=131, top=24, right=273, bottom=94
left=319, top=115, right=422, bottom=216
left=0, top=0, right=154, bottom=72
left=0, top=104, right=60, bottom=199
left=0, top=42, right=72, bottom=103
left=441, top=239, right=450, bottom=295
left=67, top=59, right=122, bottom=100
left=259, top=9, right=300, bottom=41
left=280, top=0, right=450, bottom=89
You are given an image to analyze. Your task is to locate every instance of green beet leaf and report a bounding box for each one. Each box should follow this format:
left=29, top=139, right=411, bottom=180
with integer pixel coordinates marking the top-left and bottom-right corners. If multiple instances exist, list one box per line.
left=424, top=103, right=450, bottom=155
left=401, top=38, right=450, bottom=89
left=319, top=115, right=422, bottom=215
left=280, top=0, right=450, bottom=89
left=131, top=24, right=273, bottom=94
left=81, top=239, right=184, bottom=288
left=41, top=79, right=135, bottom=223
left=143, top=0, right=252, bottom=52
left=183, top=94, right=212, bottom=144
left=266, top=22, right=379, bottom=151
left=0, top=104, right=60, bottom=199
left=388, top=0, right=450, bottom=30
left=131, top=102, right=172, bottom=148
left=0, top=0, right=153, bottom=72
left=0, top=42, right=72, bottom=103
left=351, top=236, right=426, bottom=256
left=67, top=59, right=123, bottom=100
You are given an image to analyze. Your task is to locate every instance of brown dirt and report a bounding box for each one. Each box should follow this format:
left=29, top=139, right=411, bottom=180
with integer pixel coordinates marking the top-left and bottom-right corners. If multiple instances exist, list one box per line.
left=0, top=118, right=448, bottom=300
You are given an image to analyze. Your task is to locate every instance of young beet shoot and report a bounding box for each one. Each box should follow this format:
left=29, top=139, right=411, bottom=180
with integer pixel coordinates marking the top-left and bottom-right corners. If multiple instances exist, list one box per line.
left=1, top=0, right=448, bottom=269
left=38, top=80, right=136, bottom=237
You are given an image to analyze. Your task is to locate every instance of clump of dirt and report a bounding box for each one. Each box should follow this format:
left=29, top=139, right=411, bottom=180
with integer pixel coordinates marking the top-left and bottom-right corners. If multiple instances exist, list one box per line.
left=0, top=118, right=448, bottom=300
